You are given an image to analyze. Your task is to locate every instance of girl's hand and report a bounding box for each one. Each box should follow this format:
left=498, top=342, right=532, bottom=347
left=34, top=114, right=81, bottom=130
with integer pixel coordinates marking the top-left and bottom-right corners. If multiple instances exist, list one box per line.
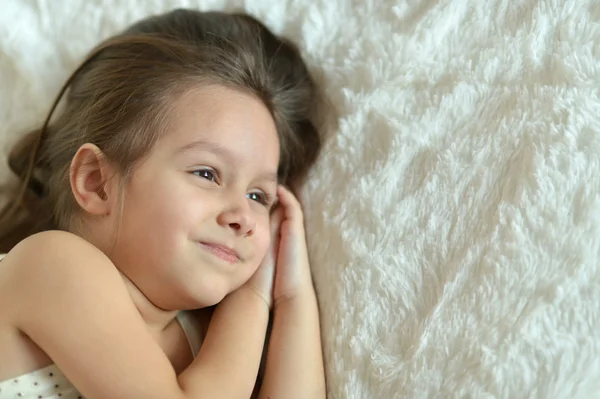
left=242, top=205, right=283, bottom=309
left=271, top=185, right=315, bottom=307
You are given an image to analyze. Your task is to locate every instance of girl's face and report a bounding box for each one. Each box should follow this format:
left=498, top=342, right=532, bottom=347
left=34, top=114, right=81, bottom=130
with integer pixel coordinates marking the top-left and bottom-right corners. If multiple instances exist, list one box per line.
left=108, top=85, right=280, bottom=310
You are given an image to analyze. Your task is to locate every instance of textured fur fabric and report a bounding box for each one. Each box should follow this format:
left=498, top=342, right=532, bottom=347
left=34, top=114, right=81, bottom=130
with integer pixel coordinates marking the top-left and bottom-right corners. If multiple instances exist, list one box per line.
left=2, top=1, right=600, bottom=398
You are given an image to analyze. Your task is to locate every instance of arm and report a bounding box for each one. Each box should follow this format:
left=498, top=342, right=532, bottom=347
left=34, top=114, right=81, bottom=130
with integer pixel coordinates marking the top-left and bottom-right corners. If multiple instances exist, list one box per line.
left=257, top=186, right=326, bottom=398
left=179, top=287, right=269, bottom=398
left=258, top=290, right=325, bottom=399
left=11, top=231, right=267, bottom=399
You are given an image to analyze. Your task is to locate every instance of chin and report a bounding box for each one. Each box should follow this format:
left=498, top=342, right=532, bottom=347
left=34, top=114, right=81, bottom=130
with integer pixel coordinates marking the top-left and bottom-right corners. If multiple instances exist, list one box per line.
left=183, top=288, right=229, bottom=309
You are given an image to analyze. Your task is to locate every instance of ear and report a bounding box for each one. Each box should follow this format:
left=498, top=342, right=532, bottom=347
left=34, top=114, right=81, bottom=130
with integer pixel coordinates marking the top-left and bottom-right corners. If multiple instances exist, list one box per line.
left=69, top=143, right=119, bottom=216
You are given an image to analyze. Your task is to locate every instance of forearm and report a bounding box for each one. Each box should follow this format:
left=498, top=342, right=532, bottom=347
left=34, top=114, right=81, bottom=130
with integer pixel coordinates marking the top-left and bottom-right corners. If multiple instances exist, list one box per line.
left=258, top=290, right=326, bottom=399
left=178, top=288, right=269, bottom=398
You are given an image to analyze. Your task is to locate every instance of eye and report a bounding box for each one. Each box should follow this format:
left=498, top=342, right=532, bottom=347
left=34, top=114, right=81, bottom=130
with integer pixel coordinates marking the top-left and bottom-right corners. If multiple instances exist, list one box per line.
left=191, top=168, right=218, bottom=183
left=247, top=191, right=272, bottom=207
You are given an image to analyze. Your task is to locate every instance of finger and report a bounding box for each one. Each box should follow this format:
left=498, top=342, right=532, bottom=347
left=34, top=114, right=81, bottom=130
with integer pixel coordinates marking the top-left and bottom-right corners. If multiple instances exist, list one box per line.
left=270, top=205, right=284, bottom=226
left=268, top=207, right=282, bottom=235
left=264, top=208, right=282, bottom=258
left=277, top=185, right=298, bottom=205
left=277, top=185, right=303, bottom=221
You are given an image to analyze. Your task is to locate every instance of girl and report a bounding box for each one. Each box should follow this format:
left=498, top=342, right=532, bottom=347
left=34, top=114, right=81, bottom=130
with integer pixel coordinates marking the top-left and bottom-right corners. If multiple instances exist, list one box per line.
left=0, top=8, right=325, bottom=399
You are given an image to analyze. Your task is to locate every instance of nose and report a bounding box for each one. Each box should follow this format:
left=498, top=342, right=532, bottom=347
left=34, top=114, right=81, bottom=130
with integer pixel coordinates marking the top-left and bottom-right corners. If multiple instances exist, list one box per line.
left=217, top=197, right=256, bottom=237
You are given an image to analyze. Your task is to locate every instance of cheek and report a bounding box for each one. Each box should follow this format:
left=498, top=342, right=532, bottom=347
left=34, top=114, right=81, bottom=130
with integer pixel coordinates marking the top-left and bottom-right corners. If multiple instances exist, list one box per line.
left=239, top=222, right=272, bottom=277
left=256, top=217, right=273, bottom=252
left=132, top=193, right=180, bottom=231
left=131, top=177, right=200, bottom=226
left=120, top=182, right=194, bottom=252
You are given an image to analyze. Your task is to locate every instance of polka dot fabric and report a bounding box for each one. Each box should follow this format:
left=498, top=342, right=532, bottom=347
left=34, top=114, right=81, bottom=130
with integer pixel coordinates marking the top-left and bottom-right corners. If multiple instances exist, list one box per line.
left=0, top=311, right=203, bottom=398
left=0, top=364, right=82, bottom=398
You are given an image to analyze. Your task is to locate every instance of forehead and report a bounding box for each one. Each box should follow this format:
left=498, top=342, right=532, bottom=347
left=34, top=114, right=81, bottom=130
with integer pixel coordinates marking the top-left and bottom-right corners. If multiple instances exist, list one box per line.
left=156, top=85, right=280, bottom=168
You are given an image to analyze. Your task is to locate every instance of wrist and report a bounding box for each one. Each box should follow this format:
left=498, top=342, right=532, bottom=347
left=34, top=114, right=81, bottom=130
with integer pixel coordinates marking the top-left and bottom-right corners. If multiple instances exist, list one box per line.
left=232, top=286, right=272, bottom=311
left=273, top=285, right=317, bottom=310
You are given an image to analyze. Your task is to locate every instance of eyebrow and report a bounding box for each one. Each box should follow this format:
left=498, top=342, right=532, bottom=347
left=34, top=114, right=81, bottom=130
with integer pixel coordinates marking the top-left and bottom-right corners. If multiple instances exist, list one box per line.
left=177, top=139, right=231, bottom=157
left=177, top=139, right=279, bottom=184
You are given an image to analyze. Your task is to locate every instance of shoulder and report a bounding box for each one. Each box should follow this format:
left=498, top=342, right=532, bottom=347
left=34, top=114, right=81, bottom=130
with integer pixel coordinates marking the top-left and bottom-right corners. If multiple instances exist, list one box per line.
left=7, top=230, right=112, bottom=276
left=10, top=230, right=105, bottom=260
left=0, top=233, right=184, bottom=398
left=4, top=231, right=122, bottom=318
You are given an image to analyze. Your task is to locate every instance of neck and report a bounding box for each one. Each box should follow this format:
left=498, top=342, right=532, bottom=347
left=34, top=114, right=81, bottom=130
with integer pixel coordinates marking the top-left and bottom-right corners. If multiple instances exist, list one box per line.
left=119, top=272, right=179, bottom=333
left=72, top=221, right=180, bottom=333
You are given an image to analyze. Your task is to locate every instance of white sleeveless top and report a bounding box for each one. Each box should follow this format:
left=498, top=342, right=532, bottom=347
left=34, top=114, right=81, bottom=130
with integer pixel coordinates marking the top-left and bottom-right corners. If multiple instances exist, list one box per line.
left=0, top=311, right=204, bottom=399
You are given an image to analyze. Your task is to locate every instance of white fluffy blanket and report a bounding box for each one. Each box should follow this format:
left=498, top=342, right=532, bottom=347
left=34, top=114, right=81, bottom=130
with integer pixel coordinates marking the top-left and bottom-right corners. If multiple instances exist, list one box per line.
left=2, top=1, right=600, bottom=398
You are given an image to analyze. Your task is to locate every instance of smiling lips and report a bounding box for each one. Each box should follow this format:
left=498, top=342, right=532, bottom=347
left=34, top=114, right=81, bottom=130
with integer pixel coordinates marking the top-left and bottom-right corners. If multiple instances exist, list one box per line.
left=200, top=242, right=241, bottom=264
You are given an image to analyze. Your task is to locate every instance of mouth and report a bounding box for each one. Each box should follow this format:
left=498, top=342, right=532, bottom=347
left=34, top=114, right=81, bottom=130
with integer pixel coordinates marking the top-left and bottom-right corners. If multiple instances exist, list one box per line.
left=199, top=242, right=241, bottom=264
